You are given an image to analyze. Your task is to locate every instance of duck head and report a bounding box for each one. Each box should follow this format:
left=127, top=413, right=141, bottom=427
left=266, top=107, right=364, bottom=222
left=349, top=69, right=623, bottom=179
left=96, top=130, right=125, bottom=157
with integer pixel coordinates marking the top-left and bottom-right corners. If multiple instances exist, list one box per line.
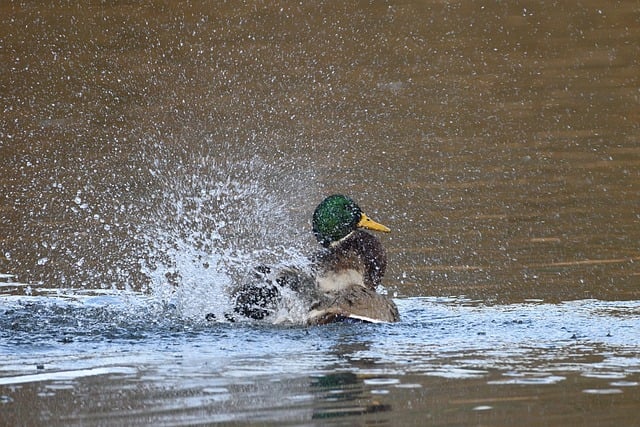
left=312, top=195, right=390, bottom=247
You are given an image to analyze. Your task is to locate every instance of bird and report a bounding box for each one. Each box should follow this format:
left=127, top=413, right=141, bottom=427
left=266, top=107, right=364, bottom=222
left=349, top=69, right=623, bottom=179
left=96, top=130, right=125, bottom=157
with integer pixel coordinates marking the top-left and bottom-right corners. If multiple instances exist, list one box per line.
left=231, top=194, right=399, bottom=325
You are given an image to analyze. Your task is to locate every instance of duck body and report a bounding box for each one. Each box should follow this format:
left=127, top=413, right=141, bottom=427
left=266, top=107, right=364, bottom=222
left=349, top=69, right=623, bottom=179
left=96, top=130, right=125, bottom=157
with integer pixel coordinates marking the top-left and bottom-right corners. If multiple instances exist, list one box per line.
left=307, top=285, right=400, bottom=324
left=314, top=229, right=387, bottom=292
left=307, top=229, right=399, bottom=324
left=231, top=195, right=399, bottom=325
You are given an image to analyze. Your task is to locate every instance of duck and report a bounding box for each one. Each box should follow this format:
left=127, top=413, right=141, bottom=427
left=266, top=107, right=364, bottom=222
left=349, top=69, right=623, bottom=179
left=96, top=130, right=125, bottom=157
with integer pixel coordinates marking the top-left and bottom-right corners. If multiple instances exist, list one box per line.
left=231, top=194, right=400, bottom=325
left=307, top=194, right=399, bottom=324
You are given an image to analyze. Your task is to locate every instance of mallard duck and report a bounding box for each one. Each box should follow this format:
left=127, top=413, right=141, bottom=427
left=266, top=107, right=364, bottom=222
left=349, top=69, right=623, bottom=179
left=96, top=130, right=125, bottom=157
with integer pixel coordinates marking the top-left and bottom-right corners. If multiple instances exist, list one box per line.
left=307, top=194, right=399, bottom=324
left=231, top=194, right=399, bottom=324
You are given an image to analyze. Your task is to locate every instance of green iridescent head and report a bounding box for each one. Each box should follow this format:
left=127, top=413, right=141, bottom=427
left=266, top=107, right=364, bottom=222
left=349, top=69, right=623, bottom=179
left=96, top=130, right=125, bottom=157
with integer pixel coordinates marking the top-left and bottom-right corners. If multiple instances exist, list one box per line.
left=312, top=195, right=390, bottom=247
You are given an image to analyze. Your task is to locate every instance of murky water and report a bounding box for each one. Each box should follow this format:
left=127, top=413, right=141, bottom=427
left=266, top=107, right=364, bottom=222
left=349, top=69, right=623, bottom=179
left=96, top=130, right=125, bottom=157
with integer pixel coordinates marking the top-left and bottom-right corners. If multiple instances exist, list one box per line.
left=1, top=1, right=639, bottom=425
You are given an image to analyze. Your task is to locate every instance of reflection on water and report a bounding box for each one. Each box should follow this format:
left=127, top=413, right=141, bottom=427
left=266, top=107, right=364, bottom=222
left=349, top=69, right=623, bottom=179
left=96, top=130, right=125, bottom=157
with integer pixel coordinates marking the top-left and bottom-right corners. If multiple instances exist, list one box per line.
left=311, top=372, right=393, bottom=420
left=1, top=0, right=639, bottom=425
left=1, top=290, right=639, bottom=425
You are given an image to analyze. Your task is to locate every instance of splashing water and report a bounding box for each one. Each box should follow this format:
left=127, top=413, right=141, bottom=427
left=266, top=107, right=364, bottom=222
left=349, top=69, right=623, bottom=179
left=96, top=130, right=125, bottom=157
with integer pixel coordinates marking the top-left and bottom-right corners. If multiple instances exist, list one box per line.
left=4, top=136, right=320, bottom=325
left=136, top=142, right=317, bottom=323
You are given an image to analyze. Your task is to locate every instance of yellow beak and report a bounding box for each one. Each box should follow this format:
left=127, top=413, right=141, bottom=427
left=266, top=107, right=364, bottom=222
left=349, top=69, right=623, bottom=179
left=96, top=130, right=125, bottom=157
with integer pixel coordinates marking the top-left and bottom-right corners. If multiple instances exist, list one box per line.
left=357, top=213, right=391, bottom=233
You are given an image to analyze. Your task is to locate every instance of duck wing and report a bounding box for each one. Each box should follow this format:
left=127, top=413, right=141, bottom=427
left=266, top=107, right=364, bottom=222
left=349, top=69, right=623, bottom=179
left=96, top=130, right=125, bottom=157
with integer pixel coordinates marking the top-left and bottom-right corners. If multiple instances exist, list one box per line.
left=307, top=285, right=399, bottom=325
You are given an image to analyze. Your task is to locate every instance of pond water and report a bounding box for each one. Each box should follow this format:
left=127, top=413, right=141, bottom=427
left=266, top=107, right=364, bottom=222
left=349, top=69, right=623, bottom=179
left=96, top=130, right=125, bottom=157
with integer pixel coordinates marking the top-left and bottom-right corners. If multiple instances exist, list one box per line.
left=2, top=290, right=639, bottom=426
left=1, top=1, right=639, bottom=425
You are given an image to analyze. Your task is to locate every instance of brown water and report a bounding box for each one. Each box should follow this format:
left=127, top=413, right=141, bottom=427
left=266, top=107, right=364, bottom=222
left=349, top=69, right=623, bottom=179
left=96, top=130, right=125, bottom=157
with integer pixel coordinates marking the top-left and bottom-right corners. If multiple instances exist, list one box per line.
left=1, top=1, right=639, bottom=426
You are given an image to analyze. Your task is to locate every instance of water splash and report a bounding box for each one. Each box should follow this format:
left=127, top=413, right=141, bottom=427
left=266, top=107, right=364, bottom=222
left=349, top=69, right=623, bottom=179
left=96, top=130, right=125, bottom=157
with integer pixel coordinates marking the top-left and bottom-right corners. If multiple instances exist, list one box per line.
left=4, top=135, right=319, bottom=324
left=136, top=141, right=316, bottom=323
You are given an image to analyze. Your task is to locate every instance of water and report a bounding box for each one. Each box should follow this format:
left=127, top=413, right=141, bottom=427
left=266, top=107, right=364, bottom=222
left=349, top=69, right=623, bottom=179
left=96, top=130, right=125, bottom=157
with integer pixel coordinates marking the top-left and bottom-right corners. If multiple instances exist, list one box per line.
left=1, top=0, right=639, bottom=425
left=1, top=289, right=639, bottom=426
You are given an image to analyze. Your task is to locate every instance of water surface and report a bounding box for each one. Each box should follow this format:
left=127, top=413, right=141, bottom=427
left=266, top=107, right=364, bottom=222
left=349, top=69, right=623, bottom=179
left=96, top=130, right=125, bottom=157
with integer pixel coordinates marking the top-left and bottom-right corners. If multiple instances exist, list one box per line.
left=2, top=290, right=639, bottom=426
left=1, top=0, right=639, bottom=425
